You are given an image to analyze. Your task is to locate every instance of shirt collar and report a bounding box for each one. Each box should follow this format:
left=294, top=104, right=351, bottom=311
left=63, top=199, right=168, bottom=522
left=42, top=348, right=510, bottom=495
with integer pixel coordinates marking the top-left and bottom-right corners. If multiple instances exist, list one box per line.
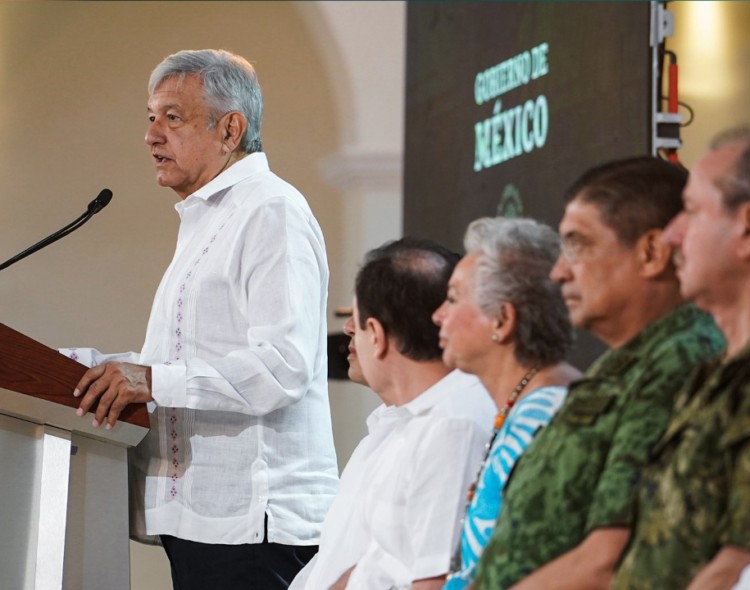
left=584, top=303, right=705, bottom=379
left=175, top=152, right=269, bottom=214
left=366, top=370, right=476, bottom=432
left=711, top=338, right=750, bottom=383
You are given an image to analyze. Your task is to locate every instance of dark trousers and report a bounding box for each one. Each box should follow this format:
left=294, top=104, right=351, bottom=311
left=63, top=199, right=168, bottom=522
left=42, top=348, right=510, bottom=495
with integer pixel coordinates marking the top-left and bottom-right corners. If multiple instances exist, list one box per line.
left=160, top=534, right=318, bottom=590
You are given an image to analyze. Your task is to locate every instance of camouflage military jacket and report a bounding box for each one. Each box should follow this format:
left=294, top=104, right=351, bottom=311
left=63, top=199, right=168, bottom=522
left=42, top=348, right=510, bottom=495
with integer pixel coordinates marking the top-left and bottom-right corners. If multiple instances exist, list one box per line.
left=612, top=340, right=750, bottom=590
left=474, top=304, right=723, bottom=590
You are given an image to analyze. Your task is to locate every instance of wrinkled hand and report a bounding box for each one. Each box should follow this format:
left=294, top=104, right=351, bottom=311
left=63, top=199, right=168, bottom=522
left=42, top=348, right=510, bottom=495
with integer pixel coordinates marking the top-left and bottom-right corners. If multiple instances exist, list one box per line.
left=74, top=362, right=153, bottom=429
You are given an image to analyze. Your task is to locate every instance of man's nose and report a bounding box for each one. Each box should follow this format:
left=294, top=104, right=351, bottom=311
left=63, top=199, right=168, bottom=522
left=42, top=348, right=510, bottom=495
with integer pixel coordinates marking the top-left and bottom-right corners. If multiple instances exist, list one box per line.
left=550, top=252, right=572, bottom=283
left=145, top=119, right=164, bottom=146
left=432, top=301, right=446, bottom=326
left=663, top=212, right=685, bottom=247
left=343, top=316, right=354, bottom=336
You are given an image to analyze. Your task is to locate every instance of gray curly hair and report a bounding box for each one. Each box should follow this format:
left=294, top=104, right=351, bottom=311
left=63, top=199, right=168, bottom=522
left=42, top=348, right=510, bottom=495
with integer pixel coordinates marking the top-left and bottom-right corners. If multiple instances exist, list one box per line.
left=464, top=216, right=573, bottom=367
left=710, top=126, right=750, bottom=211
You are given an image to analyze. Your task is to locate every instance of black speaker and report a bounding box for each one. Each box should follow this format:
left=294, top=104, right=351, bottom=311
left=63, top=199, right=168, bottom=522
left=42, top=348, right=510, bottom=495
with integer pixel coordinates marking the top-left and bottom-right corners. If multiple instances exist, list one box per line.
left=327, top=332, right=351, bottom=381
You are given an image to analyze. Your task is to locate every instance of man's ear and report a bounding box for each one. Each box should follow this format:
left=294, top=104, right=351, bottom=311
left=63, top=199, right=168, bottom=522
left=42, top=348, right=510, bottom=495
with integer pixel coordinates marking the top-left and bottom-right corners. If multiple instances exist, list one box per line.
left=220, top=112, right=247, bottom=153
left=638, top=229, right=673, bottom=278
left=366, top=317, right=389, bottom=359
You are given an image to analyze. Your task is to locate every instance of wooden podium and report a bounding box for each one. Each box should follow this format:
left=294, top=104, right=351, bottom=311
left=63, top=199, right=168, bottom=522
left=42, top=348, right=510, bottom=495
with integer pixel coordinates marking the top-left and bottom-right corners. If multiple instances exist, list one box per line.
left=0, top=323, right=149, bottom=590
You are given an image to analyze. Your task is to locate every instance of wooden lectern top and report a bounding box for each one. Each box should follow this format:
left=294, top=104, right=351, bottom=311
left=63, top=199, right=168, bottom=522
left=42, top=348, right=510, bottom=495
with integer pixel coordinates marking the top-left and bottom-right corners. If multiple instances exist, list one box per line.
left=0, top=322, right=149, bottom=430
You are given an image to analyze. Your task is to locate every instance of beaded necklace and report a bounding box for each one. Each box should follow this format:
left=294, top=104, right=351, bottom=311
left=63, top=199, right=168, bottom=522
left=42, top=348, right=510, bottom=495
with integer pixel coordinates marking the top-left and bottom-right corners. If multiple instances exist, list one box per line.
left=466, top=365, right=539, bottom=502
left=448, top=365, right=540, bottom=576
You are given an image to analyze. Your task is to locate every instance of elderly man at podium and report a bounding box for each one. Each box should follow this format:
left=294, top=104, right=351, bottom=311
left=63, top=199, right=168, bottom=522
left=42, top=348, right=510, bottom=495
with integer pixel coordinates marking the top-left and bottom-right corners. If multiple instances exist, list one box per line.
left=62, top=49, right=338, bottom=590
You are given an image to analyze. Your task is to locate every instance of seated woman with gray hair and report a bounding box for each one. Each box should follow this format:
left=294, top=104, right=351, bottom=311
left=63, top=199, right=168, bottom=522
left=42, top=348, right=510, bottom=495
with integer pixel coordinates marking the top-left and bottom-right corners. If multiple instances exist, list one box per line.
left=432, top=216, right=581, bottom=590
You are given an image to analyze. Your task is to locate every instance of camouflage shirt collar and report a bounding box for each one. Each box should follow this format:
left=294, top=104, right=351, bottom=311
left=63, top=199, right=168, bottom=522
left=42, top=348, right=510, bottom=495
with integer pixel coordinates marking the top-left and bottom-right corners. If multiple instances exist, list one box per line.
left=584, top=303, right=703, bottom=379
left=696, top=337, right=750, bottom=401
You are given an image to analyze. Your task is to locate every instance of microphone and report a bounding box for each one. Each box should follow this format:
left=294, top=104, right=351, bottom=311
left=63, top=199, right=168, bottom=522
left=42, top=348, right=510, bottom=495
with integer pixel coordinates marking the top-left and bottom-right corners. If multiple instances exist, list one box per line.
left=0, top=189, right=114, bottom=272
left=87, top=189, right=113, bottom=215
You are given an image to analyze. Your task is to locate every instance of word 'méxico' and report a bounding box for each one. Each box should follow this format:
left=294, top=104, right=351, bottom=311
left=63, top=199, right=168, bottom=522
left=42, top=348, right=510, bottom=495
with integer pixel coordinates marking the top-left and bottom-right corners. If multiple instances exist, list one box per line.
left=474, top=43, right=550, bottom=172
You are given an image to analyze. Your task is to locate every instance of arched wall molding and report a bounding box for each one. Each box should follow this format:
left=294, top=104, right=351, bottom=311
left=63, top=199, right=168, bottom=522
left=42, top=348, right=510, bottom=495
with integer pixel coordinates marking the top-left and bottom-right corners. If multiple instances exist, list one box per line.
left=294, top=0, right=406, bottom=253
left=294, top=0, right=406, bottom=301
left=320, top=150, right=403, bottom=196
left=294, top=2, right=407, bottom=470
left=294, top=1, right=406, bottom=154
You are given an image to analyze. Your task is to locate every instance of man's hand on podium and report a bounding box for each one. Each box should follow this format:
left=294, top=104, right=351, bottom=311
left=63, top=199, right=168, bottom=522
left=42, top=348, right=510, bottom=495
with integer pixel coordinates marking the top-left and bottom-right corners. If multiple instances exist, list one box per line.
left=73, top=362, right=154, bottom=429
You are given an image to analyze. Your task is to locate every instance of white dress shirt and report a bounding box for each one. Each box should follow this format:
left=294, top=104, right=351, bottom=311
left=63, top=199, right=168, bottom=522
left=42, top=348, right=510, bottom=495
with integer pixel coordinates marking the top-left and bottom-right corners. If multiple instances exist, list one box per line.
left=291, top=370, right=494, bottom=589
left=63, top=153, right=339, bottom=545
left=734, top=567, right=750, bottom=590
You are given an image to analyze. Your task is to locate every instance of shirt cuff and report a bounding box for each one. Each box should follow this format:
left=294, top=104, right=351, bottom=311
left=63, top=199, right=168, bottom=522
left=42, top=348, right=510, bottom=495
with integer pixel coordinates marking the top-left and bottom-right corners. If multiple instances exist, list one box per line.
left=347, top=549, right=412, bottom=590
left=412, top=551, right=452, bottom=582
left=151, top=362, right=188, bottom=408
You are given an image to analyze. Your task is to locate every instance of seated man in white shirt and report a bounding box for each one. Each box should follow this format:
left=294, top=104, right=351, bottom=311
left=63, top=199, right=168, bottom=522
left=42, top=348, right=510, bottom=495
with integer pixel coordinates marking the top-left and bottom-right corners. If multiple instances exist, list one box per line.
left=292, top=237, right=495, bottom=590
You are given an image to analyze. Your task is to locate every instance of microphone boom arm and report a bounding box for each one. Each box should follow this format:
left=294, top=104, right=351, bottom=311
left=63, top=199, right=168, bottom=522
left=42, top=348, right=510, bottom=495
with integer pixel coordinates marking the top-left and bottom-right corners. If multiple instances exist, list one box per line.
left=0, top=189, right=113, bottom=272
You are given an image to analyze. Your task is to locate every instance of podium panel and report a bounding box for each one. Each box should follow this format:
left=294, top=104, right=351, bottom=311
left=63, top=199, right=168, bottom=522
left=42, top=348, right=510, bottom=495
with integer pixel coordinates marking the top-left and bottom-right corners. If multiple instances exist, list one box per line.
left=64, top=432, right=130, bottom=589
left=0, top=323, right=149, bottom=590
left=0, top=410, right=135, bottom=590
left=0, top=414, right=42, bottom=589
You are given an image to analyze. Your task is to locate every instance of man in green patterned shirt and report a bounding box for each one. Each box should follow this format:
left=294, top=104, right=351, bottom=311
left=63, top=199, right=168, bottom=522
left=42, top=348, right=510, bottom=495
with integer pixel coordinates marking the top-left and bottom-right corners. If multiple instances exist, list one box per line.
left=474, top=156, right=724, bottom=590
left=612, top=128, right=750, bottom=589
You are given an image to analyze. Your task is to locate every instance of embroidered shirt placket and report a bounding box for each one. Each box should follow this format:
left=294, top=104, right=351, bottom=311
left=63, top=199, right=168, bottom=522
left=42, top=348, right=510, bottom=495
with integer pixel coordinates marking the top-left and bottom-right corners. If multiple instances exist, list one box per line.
left=168, top=220, right=228, bottom=500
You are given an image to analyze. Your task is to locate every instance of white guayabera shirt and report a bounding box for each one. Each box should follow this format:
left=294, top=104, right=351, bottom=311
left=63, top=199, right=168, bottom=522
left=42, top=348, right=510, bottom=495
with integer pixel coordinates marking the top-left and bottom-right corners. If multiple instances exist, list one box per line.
left=291, top=370, right=494, bottom=590
left=63, top=153, right=339, bottom=546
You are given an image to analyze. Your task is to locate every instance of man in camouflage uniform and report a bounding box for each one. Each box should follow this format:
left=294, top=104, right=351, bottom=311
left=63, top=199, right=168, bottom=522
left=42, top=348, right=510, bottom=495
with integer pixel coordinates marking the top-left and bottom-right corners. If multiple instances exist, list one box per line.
left=612, top=128, right=750, bottom=589
left=474, top=156, right=724, bottom=590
